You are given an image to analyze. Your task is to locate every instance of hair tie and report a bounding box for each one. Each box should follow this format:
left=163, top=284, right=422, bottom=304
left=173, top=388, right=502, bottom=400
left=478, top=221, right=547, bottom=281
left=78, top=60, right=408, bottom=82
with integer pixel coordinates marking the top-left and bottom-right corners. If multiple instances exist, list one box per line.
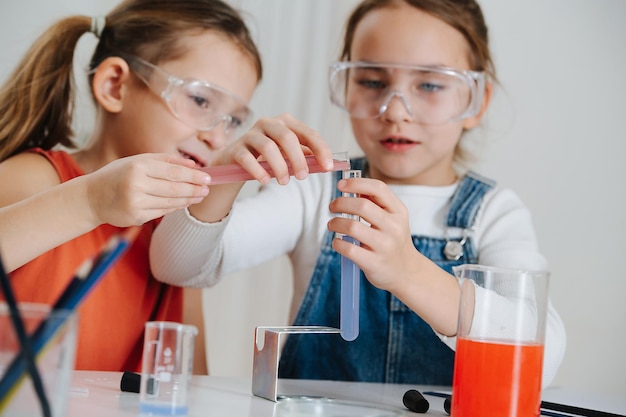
left=90, top=16, right=106, bottom=38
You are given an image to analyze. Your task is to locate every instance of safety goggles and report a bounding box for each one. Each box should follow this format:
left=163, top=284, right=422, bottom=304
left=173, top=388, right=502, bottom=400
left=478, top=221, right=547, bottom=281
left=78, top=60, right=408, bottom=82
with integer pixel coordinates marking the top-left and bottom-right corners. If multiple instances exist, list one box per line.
left=329, top=61, right=485, bottom=125
left=125, top=55, right=253, bottom=137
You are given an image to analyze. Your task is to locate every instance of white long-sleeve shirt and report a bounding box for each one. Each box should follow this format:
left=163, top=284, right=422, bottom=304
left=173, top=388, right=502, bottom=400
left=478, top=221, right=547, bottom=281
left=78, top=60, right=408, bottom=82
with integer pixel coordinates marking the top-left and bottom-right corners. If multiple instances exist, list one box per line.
left=150, top=171, right=566, bottom=386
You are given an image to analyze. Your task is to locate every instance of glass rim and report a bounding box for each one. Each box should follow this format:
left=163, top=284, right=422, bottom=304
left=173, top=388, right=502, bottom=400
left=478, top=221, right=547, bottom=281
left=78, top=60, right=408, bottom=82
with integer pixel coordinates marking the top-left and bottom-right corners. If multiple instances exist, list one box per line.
left=452, top=264, right=550, bottom=278
left=145, top=320, right=198, bottom=335
left=0, top=301, right=76, bottom=321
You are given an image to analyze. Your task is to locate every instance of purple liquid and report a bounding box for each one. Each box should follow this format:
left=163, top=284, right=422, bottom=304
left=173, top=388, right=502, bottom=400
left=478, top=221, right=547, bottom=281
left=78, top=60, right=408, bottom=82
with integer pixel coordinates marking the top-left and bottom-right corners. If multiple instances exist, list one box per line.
left=340, top=235, right=360, bottom=341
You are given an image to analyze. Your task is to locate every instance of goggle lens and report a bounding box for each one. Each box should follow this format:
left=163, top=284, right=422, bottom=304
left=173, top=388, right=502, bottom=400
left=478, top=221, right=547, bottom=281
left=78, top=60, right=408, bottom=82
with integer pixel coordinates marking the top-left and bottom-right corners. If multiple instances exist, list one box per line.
left=169, top=80, right=252, bottom=136
left=126, top=55, right=253, bottom=138
left=329, top=62, right=484, bottom=125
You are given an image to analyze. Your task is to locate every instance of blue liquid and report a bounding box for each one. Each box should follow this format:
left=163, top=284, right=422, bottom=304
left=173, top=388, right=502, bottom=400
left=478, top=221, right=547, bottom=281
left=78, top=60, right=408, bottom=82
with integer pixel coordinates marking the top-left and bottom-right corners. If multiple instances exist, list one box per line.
left=340, top=235, right=360, bottom=341
left=140, top=402, right=189, bottom=416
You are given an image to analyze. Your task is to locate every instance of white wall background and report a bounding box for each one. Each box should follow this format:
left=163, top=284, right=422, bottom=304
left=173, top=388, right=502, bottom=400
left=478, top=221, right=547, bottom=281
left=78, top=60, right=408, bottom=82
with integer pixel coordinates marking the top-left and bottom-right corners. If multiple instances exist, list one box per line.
left=1, top=0, right=624, bottom=397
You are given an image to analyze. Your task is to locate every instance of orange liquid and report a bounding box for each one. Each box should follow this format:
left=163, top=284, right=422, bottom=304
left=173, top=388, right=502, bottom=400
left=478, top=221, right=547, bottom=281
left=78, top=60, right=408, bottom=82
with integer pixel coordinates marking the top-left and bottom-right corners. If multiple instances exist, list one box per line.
left=452, top=337, right=544, bottom=417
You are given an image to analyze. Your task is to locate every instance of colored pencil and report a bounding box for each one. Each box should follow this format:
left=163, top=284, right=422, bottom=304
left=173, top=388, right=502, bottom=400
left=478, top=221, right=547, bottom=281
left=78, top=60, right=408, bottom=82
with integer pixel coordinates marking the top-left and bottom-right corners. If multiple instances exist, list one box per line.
left=0, top=227, right=138, bottom=412
left=0, top=255, right=51, bottom=417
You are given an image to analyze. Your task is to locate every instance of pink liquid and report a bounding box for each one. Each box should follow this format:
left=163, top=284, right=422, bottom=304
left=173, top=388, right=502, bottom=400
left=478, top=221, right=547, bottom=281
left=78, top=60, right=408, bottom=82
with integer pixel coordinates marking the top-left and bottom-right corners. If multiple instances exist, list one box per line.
left=452, top=337, right=544, bottom=417
left=198, top=152, right=350, bottom=185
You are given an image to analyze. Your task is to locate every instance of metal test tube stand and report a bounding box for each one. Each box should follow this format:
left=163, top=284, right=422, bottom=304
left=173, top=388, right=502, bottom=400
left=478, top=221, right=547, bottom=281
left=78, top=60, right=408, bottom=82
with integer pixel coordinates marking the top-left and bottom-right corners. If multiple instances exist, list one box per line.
left=252, top=170, right=362, bottom=402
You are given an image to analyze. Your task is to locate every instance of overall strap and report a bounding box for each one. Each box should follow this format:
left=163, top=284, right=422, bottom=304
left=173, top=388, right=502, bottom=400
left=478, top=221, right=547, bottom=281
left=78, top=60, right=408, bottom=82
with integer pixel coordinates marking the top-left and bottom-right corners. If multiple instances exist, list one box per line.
left=446, top=171, right=496, bottom=229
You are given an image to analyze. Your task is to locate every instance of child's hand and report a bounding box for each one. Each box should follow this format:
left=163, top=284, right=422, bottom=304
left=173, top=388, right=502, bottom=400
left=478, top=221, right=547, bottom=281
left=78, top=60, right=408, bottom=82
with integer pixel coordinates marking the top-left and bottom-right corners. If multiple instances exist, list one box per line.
left=210, top=113, right=334, bottom=185
left=328, top=177, right=461, bottom=333
left=85, top=153, right=211, bottom=226
left=328, top=177, right=417, bottom=293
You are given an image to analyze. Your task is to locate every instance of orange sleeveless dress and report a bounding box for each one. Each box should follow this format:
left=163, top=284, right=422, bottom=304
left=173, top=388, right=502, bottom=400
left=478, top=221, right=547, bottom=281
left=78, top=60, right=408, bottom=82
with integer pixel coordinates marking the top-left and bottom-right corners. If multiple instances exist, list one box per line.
left=8, top=149, right=183, bottom=371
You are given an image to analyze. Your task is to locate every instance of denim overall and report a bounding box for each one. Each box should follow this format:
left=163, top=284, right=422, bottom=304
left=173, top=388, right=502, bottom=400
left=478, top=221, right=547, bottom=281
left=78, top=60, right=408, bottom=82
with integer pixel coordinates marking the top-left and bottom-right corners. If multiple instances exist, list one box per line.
left=278, top=158, right=496, bottom=384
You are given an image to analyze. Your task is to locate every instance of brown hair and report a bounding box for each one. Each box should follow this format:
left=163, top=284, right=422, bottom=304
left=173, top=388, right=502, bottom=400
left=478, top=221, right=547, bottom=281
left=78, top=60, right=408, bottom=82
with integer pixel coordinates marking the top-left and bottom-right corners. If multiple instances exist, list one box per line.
left=341, top=0, right=495, bottom=81
left=0, top=0, right=262, bottom=162
left=341, top=0, right=497, bottom=169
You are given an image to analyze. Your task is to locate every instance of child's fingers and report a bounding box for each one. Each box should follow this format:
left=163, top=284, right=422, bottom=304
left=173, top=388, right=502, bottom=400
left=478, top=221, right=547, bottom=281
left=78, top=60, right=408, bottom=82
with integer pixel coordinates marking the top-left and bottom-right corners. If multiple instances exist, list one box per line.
left=220, top=128, right=285, bottom=184
left=222, top=120, right=298, bottom=184
left=145, top=179, right=210, bottom=200
left=336, top=177, right=400, bottom=214
left=244, top=114, right=333, bottom=181
left=139, top=154, right=212, bottom=186
left=274, top=113, right=334, bottom=173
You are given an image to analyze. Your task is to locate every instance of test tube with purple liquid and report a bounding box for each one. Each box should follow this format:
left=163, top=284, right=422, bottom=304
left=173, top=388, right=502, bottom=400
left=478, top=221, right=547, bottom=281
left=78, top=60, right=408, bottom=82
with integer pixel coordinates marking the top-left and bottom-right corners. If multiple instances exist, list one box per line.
left=340, top=169, right=361, bottom=342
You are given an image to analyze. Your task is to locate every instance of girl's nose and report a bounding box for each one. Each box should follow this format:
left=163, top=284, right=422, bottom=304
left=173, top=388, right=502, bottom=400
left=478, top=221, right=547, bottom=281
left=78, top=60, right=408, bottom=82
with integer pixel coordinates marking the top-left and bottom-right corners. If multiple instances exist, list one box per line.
left=380, top=91, right=414, bottom=124
left=197, top=127, right=227, bottom=151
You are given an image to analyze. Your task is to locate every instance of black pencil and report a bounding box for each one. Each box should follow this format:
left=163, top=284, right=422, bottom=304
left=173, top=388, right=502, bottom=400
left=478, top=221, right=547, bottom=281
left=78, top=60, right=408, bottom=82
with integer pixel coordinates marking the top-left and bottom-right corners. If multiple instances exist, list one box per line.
left=0, top=227, right=138, bottom=411
left=422, top=391, right=626, bottom=417
left=0, top=255, right=51, bottom=417
left=541, top=400, right=626, bottom=417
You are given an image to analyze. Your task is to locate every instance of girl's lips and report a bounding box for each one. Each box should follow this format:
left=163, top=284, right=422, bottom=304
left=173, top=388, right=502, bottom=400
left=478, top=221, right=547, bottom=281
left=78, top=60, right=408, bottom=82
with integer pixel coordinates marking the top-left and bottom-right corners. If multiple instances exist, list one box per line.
left=381, top=137, right=417, bottom=144
left=379, top=137, right=420, bottom=152
left=179, top=150, right=207, bottom=168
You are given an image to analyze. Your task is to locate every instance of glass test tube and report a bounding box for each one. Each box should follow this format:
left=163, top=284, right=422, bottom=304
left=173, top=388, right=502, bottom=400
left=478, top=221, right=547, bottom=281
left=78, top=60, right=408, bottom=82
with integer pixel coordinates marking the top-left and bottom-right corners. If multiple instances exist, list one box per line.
left=198, top=152, right=350, bottom=185
left=340, top=169, right=361, bottom=342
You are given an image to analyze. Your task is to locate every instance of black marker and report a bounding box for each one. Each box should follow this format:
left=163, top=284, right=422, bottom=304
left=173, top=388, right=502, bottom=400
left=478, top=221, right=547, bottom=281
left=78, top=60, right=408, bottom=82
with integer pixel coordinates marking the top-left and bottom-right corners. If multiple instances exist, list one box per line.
left=120, top=371, right=141, bottom=393
left=402, top=389, right=429, bottom=413
left=421, top=391, right=451, bottom=414
left=120, top=371, right=159, bottom=395
left=444, top=396, right=451, bottom=414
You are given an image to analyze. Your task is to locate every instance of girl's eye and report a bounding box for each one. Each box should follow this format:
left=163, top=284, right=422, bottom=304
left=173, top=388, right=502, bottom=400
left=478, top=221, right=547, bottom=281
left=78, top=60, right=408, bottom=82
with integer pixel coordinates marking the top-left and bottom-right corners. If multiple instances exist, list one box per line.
left=190, top=95, right=210, bottom=109
left=418, top=82, right=444, bottom=93
left=228, top=117, right=243, bottom=129
left=356, top=78, right=386, bottom=90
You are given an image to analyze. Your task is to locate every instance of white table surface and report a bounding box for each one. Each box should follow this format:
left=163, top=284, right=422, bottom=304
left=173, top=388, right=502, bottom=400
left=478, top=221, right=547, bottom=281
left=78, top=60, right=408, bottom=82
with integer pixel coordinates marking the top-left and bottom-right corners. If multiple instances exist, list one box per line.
left=66, top=371, right=626, bottom=417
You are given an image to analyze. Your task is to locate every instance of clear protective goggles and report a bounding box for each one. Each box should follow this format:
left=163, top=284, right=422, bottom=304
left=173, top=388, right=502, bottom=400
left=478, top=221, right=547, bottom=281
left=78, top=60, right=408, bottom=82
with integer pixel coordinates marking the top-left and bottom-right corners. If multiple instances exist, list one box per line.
left=328, top=61, right=485, bottom=125
left=125, top=55, right=253, bottom=137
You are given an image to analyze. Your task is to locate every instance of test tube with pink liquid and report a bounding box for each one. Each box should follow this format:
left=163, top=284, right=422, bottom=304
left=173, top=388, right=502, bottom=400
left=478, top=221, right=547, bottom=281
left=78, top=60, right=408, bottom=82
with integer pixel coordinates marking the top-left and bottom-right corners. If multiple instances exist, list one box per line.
left=198, top=152, right=350, bottom=185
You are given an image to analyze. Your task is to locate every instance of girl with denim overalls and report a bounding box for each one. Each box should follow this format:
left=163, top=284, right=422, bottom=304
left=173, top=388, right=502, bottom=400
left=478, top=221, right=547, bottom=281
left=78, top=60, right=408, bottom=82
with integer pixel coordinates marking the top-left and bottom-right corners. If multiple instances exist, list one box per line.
left=151, top=0, right=566, bottom=386
left=278, top=159, right=494, bottom=384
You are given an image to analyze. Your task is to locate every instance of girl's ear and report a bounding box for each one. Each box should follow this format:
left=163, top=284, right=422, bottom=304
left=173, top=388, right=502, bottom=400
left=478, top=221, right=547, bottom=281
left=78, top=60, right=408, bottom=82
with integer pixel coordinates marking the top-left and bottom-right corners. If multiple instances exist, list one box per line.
left=91, top=57, right=132, bottom=113
left=462, top=81, right=493, bottom=130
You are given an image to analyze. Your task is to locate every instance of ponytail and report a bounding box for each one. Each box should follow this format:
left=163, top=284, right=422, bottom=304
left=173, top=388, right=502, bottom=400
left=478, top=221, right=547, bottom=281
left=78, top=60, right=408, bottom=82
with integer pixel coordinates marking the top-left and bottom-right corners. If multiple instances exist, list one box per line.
left=0, top=0, right=263, bottom=163
left=0, top=16, right=92, bottom=162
